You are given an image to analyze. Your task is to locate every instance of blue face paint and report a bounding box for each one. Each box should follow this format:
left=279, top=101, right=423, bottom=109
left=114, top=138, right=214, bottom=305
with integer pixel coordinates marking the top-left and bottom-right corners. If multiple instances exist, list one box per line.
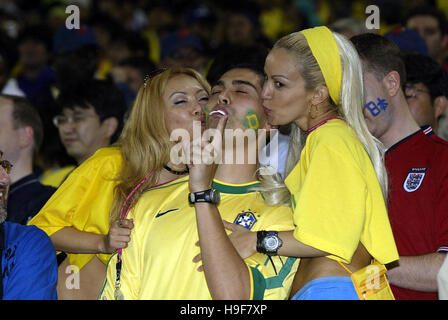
left=365, top=98, right=389, bottom=117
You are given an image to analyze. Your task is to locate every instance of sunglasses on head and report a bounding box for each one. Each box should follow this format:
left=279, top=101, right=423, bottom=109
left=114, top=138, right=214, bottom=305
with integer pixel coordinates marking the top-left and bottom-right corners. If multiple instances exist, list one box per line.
left=143, top=68, right=167, bottom=88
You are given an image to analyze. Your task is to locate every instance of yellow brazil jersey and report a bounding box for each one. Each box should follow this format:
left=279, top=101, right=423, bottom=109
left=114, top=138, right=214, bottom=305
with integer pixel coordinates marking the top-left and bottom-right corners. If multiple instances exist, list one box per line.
left=28, top=147, right=122, bottom=269
left=285, top=119, right=398, bottom=265
left=100, top=176, right=299, bottom=300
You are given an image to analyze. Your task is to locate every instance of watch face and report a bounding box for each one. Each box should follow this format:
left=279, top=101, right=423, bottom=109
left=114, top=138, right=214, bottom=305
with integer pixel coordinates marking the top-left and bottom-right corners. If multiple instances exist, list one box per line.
left=264, top=236, right=279, bottom=251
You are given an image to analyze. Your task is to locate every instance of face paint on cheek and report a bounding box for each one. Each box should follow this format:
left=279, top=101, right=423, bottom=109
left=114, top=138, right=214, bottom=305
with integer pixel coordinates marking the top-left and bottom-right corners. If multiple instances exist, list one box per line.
left=365, top=97, right=389, bottom=117
left=243, top=109, right=261, bottom=131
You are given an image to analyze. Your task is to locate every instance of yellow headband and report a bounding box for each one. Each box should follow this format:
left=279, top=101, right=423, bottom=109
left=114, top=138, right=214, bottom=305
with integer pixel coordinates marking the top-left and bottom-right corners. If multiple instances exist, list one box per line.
left=300, top=26, right=342, bottom=105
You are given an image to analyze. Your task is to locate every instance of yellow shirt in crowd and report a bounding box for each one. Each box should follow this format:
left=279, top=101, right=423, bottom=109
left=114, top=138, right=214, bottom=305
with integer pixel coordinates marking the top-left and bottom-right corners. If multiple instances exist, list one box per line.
left=100, top=176, right=299, bottom=300
left=285, top=119, right=399, bottom=265
left=28, top=147, right=122, bottom=270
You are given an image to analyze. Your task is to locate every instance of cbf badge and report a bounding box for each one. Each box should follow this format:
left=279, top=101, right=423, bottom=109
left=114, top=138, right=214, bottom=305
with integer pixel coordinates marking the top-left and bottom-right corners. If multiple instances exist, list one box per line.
left=403, top=168, right=427, bottom=193
left=234, top=210, right=258, bottom=230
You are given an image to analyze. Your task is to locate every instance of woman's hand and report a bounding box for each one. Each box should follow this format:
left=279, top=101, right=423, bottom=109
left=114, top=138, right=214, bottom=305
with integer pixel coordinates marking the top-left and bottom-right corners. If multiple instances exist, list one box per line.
left=223, top=221, right=257, bottom=259
left=102, top=219, right=134, bottom=254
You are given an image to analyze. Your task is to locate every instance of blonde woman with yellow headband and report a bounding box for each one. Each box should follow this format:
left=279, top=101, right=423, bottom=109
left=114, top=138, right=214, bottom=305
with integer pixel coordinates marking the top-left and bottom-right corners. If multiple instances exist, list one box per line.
left=28, top=67, right=210, bottom=299
left=223, top=26, right=399, bottom=299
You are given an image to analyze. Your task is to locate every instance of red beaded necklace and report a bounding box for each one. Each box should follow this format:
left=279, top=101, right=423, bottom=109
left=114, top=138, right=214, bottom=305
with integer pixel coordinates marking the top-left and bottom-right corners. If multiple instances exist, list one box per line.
left=304, top=117, right=345, bottom=135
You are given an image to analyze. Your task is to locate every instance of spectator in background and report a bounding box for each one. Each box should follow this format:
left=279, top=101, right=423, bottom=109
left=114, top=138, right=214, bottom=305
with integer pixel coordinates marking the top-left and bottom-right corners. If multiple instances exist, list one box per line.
left=223, top=6, right=270, bottom=48
left=52, top=24, right=99, bottom=95
left=38, top=24, right=99, bottom=188
left=0, top=48, right=20, bottom=96
left=141, top=4, right=179, bottom=65
left=330, top=17, right=373, bottom=39
left=5, top=26, right=54, bottom=107
left=101, top=30, right=148, bottom=79
left=0, top=95, right=55, bottom=225
left=184, top=5, right=219, bottom=56
left=110, top=56, right=156, bottom=109
left=405, top=5, right=448, bottom=72
left=54, top=79, right=126, bottom=166
left=0, top=150, right=57, bottom=300
left=385, top=28, right=429, bottom=56
left=159, top=30, right=208, bottom=74
left=404, top=52, right=448, bottom=138
left=352, top=33, right=448, bottom=300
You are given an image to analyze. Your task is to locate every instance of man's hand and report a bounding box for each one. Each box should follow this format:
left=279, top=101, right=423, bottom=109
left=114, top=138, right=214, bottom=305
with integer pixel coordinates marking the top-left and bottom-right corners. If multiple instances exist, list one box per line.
left=184, top=114, right=227, bottom=193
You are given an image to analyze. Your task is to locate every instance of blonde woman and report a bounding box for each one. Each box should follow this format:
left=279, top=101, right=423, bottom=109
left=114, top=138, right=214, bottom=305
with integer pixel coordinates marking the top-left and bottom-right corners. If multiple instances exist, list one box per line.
left=224, top=26, right=399, bottom=299
left=28, top=67, right=210, bottom=299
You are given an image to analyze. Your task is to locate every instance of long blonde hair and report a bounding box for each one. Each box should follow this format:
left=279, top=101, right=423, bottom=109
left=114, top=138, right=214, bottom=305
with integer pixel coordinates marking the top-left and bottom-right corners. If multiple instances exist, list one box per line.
left=109, top=67, right=211, bottom=222
left=259, top=31, right=388, bottom=206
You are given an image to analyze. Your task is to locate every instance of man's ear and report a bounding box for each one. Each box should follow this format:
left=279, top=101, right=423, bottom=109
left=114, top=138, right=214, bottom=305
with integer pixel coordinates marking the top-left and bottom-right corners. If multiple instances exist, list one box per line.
left=442, top=34, right=448, bottom=50
left=18, top=126, right=34, bottom=150
left=383, top=71, right=401, bottom=97
left=102, top=117, right=119, bottom=139
left=434, top=96, right=448, bottom=120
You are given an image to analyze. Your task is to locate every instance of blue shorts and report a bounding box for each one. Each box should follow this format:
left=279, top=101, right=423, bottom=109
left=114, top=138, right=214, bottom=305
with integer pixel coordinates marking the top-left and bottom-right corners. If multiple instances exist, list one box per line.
left=291, top=276, right=359, bottom=300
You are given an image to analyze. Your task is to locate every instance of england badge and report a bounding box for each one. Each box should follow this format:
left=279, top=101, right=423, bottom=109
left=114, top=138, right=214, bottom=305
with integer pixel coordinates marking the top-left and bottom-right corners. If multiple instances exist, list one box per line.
left=233, top=210, right=258, bottom=230
left=403, top=168, right=427, bottom=193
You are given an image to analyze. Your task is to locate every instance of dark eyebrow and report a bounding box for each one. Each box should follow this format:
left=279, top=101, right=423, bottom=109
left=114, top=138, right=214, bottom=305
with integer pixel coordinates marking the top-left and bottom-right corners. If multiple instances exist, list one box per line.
left=213, top=79, right=257, bottom=90
left=214, top=80, right=224, bottom=88
left=232, top=80, right=257, bottom=91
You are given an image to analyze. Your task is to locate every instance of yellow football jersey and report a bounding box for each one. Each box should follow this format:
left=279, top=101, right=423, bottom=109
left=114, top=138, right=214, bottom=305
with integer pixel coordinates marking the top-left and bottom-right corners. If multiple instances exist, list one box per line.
left=28, top=147, right=122, bottom=269
left=100, top=176, right=298, bottom=300
left=285, top=119, right=398, bottom=265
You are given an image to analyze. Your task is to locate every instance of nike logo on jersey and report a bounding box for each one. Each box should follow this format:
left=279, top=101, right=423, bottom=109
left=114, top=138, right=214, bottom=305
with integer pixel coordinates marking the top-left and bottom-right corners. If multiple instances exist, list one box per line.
left=155, top=208, right=179, bottom=218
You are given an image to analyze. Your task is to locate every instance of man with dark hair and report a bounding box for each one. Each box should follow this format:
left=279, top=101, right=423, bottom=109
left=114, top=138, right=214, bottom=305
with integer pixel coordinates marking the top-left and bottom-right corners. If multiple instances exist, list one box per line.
left=111, top=56, right=156, bottom=108
left=0, top=95, right=55, bottom=224
left=206, top=44, right=268, bottom=86
left=403, top=52, right=448, bottom=137
left=206, top=44, right=290, bottom=177
left=0, top=150, right=57, bottom=299
left=54, top=79, right=126, bottom=165
left=351, top=33, right=448, bottom=300
left=405, top=5, right=448, bottom=72
left=159, top=30, right=208, bottom=73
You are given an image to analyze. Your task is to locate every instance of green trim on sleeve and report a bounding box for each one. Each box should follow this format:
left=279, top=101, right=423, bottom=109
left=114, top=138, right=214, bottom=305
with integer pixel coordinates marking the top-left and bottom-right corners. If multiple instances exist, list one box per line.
left=265, top=257, right=297, bottom=289
left=250, top=266, right=266, bottom=300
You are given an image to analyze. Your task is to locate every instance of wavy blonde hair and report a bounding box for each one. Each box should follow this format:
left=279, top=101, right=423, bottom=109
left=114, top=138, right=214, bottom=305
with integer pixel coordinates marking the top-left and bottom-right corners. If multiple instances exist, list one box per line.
left=109, top=67, right=211, bottom=222
left=259, top=31, right=388, bottom=207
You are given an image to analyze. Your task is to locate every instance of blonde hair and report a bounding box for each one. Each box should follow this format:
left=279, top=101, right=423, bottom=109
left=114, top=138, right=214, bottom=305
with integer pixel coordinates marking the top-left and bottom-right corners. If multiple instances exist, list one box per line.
left=259, top=31, right=388, bottom=206
left=109, top=67, right=211, bottom=222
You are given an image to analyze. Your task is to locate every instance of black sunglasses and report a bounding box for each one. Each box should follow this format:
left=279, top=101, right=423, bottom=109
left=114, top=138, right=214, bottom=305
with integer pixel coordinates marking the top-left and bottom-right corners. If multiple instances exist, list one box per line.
left=143, top=68, right=167, bottom=88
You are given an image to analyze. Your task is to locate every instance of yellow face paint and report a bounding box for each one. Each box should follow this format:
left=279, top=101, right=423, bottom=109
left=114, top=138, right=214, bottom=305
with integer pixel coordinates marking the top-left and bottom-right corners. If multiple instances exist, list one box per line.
left=204, top=105, right=211, bottom=122
left=243, top=109, right=261, bottom=131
